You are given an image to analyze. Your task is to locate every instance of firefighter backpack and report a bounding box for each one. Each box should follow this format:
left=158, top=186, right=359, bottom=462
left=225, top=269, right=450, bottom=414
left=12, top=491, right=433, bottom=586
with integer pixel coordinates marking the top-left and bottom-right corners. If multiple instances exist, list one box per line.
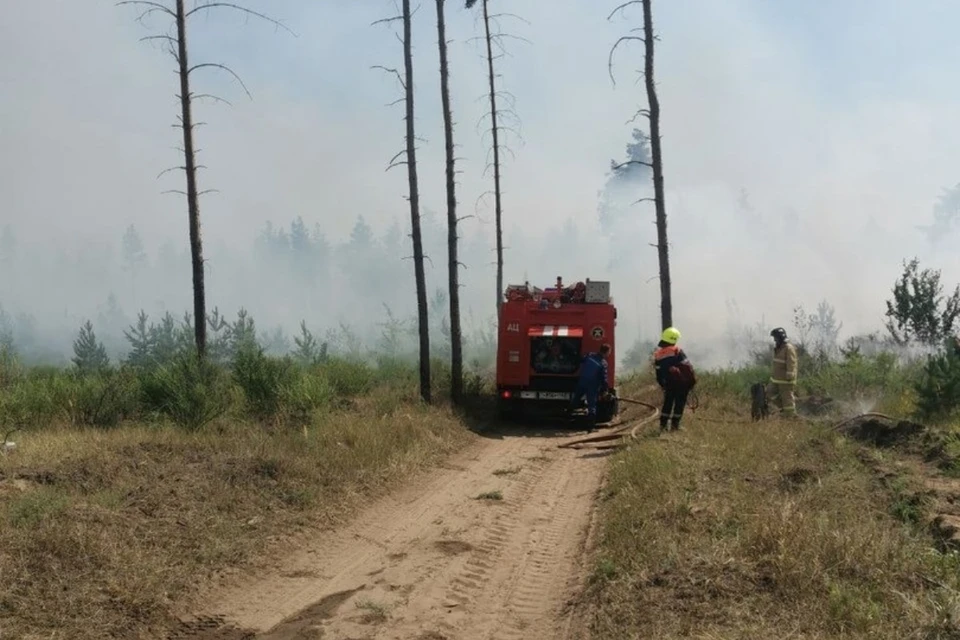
left=668, top=361, right=697, bottom=390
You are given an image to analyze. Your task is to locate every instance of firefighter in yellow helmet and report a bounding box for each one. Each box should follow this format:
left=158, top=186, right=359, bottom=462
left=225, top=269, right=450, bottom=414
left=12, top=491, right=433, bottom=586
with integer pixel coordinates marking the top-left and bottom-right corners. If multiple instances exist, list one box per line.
left=653, top=326, right=697, bottom=431
left=768, top=327, right=798, bottom=418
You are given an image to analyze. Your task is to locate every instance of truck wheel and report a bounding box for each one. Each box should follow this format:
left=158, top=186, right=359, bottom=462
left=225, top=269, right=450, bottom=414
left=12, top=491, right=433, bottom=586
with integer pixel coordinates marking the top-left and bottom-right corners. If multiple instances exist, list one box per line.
left=498, top=399, right=522, bottom=422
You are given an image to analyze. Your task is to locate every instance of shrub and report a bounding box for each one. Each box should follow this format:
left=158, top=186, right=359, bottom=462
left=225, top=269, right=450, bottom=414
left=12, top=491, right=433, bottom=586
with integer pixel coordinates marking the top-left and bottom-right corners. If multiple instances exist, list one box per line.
left=232, top=347, right=297, bottom=420
left=139, top=355, right=229, bottom=431
left=321, top=358, right=375, bottom=397
left=914, top=349, right=960, bottom=421
left=283, top=370, right=334, bottom=424
left=65, top=369, right=140, bottom=428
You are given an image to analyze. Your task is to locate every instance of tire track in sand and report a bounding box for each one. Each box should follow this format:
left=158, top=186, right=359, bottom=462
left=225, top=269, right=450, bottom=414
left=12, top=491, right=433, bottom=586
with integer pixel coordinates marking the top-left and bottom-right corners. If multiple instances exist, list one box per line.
left=171, top=429, right=607, bottom=640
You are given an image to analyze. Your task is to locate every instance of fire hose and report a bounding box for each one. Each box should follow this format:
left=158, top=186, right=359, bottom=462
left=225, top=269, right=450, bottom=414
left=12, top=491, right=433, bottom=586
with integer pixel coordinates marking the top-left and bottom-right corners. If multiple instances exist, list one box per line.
left=558, top=393, right=661, bottom=450
left=557, top=389, right=901, bottom=451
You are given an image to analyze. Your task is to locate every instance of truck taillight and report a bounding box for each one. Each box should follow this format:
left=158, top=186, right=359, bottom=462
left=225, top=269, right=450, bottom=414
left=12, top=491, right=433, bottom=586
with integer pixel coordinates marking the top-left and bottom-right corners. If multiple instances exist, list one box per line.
left=501, top=390, right=512, bottom=399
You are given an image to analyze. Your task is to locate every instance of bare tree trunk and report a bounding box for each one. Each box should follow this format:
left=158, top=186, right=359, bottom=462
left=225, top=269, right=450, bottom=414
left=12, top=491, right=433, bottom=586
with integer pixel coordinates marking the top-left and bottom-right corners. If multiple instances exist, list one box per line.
left=175, top=0, right=207, bottom=358
left=403, top=0, right=432, bottom=403
left=480, top=0, right=504, bottom=315
left=642, top=0, right=672, bottom=329
left=435, top=0, right=463, bottom=403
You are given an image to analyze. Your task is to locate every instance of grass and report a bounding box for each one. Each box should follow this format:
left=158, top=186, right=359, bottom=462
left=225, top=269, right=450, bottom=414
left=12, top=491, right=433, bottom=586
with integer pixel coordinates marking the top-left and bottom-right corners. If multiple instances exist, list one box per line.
left=586, top=376, right=960, bottom=639
left=0, top=385, right=473, bottom=640
left=355, top=598, right=390, bottom=624
left=475, top=490, right=503, bottom=501
left=492, top=466, right=522, bottom=476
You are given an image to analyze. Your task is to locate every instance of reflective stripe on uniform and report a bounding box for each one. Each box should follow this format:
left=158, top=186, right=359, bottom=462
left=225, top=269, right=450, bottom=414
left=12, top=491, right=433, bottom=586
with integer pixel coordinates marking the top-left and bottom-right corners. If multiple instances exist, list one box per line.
left=770, top=378, right=796, bottom=384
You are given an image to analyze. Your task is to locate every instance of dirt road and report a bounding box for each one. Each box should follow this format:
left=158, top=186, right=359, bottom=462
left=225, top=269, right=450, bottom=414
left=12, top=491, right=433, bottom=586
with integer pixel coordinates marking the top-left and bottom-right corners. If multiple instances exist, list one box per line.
left=170, top=427, right=608, bottom=640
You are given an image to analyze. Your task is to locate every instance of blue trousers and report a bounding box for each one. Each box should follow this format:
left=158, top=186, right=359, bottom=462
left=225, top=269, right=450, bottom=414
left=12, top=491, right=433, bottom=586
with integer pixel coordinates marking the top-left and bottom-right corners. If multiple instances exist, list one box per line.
left=571, top=383, right=600, bottom=415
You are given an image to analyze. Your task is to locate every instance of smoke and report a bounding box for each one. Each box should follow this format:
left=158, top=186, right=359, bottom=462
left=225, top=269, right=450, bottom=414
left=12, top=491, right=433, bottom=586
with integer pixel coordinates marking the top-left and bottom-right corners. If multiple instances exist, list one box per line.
left=2, top=0, right=960, bottom=369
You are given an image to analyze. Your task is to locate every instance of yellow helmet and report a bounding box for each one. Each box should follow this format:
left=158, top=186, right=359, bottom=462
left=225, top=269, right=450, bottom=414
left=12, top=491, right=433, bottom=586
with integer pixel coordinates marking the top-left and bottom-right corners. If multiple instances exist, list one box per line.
left=661, top=326, right=681, bottom=345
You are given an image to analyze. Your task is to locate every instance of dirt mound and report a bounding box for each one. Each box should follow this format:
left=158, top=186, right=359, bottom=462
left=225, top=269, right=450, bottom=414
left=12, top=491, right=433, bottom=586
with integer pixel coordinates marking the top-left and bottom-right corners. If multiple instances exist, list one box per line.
left=842, top=418, right=926, bottom=448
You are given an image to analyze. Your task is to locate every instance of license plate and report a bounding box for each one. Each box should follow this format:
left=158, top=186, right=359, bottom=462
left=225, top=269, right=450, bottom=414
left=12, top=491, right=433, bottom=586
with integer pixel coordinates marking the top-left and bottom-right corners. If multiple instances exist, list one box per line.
left=538, top=391, right=570, bottom=400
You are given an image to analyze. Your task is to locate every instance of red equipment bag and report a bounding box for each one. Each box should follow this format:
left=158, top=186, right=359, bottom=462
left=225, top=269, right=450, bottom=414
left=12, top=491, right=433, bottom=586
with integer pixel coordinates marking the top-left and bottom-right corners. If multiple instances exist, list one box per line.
left=667, top=361, right=697, bottom=390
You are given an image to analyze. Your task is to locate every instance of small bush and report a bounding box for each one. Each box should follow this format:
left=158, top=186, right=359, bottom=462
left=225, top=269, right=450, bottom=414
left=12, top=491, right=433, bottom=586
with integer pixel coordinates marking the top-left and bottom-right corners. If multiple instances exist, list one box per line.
left=65, top=369, right=140, bottom=428
left=321, top=358, right=375, bottom=397
left=914, top=349, right=960, bottom=421
left=283, top=370, right=334, bottom=424
left=232, top=347, right=297, bottom=420
left=139, top=355, right=229, bottom=431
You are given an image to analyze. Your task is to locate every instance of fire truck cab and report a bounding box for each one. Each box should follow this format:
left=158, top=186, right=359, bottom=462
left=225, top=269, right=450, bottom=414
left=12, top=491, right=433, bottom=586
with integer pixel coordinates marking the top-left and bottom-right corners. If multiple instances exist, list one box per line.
left=496, top=276, right=618, bottom=422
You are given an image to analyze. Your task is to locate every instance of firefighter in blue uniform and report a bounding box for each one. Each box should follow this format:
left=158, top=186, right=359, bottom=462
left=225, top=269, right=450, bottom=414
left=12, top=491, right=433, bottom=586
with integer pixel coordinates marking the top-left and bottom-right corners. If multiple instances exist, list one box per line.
left=571, top=343, right=611, bottom=429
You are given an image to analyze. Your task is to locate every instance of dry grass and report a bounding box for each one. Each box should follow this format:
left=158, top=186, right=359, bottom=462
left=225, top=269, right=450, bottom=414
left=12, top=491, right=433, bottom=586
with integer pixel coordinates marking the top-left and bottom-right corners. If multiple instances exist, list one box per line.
left=587, top=383, right=960, bottom=639
left=0, top=394, right=473, bottom=639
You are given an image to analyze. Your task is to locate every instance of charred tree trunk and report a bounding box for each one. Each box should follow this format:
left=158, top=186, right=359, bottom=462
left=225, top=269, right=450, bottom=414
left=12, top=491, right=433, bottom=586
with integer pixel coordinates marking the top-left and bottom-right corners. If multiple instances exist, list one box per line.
left=642, top=0, right=672, bottom=329
left=402, top=0, right=432, bottom=403
left=174, top=0, right=207, bottom=357
left=480, top=0, right=504, bottom=314
left=435, top=0, right=463, bottom=403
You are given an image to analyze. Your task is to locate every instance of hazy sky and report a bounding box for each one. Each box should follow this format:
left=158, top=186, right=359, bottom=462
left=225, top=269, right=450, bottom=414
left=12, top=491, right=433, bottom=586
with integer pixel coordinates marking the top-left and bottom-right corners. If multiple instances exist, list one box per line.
left=3, top=0, right=960, bottom=355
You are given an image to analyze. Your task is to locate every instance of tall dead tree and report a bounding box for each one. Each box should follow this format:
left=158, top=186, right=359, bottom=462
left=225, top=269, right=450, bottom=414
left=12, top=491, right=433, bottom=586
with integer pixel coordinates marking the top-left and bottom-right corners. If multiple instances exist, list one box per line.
left=609, top=0, right=673, bottom=329
left=466, top=0, right=504, bottom=314
left=119, top=0, right=290, bottom=358
left=374, top=0, right=431, bottom=403
left=435, top=0, right=463, bottom=403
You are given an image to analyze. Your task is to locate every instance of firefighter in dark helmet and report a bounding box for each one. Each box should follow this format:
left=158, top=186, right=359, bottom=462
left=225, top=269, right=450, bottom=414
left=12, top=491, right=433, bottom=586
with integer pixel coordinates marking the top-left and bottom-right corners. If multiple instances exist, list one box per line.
left=653, top=327, right=697, bottom=431
left=768, top=327, right=798, bottom=418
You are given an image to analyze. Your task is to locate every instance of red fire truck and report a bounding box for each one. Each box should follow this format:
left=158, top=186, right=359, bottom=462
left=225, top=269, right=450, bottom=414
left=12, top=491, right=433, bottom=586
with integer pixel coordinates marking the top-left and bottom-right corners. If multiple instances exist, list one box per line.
left=496, top=276, right=618, bottom=422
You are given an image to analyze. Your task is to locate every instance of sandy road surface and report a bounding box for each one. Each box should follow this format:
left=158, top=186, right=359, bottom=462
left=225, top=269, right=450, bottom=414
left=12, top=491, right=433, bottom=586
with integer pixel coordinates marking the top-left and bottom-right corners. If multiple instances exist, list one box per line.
left=169, top=427, right=608, bottom=640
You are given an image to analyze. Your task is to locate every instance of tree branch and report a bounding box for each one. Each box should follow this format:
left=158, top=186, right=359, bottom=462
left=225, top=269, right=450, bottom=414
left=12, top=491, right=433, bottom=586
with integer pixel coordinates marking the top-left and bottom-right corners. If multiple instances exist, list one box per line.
left=626, top=107, right=650, bottom=125
left=116, top=0, right=176, bottom=19
left=187, top=62, right=252, bottom=98
left=191, top=92, right=233, bottom=107
left=140, top=34, right=178, bottom=46
left=613, top=159, right=653, bottom=171
left=608, top=36, right=644, bottom=86
left=371, top=65, right=406, bottom=91
left=607, top=1, right=643, bottom=21
left=371, top=15, right=403, bottom=27
left=185, top=2, right=296, bottom=36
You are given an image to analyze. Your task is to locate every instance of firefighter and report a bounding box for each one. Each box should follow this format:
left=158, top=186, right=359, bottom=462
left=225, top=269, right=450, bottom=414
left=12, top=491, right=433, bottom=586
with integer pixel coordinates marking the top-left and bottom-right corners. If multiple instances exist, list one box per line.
left=571, top=343, right=611, bottom=429
left=654, top=327, right=696, bottom=431
left=768, top=327, right=798, bottom=418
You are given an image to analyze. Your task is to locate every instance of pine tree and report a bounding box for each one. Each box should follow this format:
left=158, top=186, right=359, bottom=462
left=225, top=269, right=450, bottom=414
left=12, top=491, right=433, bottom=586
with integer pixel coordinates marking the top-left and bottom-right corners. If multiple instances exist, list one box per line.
left=152, top=312, right=183, bottom=364
left=124, top=310, right=156, bottom=368
left=293, top=320, right=326, bottom=365
left=229, top=308, right=258, bottom=359
left=915, top=349, right=960, bottom=420
left=73, top=321, right=110, bottom=374
left=205, top=307, right=231, bottom=364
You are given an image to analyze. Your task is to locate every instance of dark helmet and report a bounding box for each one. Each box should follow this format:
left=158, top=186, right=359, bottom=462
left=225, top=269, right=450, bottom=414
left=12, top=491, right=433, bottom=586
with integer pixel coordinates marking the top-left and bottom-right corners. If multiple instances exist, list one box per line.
left=770, top=327, right=787, bottom=342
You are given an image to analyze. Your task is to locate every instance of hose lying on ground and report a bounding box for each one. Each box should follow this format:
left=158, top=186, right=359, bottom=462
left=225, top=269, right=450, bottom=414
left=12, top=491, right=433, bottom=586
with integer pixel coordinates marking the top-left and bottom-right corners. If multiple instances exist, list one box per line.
left=558, top=393, right=660, bottom=450
left=831, top=412, right=897, bottom=431
left=558, top=390, right=904, bottom=451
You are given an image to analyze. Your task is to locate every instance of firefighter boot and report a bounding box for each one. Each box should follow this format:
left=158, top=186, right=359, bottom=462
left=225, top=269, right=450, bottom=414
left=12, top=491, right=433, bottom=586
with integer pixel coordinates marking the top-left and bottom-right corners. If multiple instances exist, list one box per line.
left=671, top=418, right=682, bottom=431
